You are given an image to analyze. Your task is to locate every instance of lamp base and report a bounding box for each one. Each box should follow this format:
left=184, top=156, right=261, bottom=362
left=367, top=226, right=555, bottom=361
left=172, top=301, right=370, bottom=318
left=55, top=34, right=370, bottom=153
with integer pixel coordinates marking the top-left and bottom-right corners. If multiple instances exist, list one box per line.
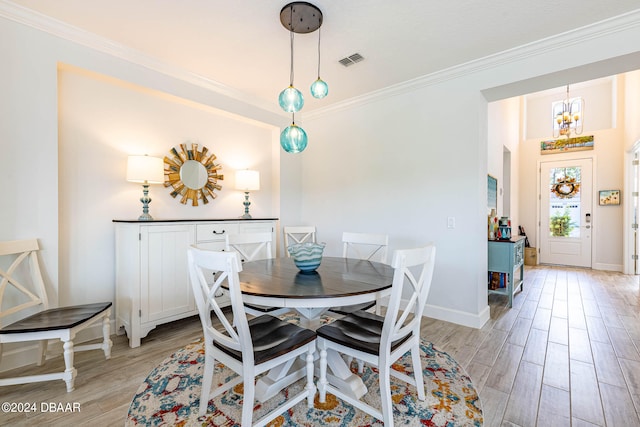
left=240, top=191, right=253, bottom=219
left=138, top=183, right=155, bottom=221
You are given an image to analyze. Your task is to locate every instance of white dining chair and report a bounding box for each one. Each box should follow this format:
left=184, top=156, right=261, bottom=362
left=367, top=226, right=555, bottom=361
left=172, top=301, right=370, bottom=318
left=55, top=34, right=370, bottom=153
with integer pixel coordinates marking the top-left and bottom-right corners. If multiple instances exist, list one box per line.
left=225, top=232, right=290, bottom=317
left=328, top=232, right=390, bottom=318
left=317, top=244, right=436, bottom=427
left=0, top=239, right=112, bottom=392
left=342, top=231, right=388, bottom=263
left=283, top=226, right=317, bottom=257
left=187, top=247, right=317, bottom=425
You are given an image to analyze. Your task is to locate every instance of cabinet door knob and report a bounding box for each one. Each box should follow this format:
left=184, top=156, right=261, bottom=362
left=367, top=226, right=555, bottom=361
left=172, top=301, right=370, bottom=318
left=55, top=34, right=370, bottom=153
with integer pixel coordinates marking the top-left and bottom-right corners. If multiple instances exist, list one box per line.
left=212, top=230, right=226, bottom=235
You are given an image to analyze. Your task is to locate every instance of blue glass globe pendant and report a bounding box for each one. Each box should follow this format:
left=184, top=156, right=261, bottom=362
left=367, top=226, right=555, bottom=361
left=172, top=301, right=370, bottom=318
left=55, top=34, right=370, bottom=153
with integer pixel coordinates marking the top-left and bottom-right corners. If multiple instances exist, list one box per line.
left=280, top=119, right=308, bottom=153
left=278, top=85, right=304, bottom=112
left=310, top=78, right=328, bottom=99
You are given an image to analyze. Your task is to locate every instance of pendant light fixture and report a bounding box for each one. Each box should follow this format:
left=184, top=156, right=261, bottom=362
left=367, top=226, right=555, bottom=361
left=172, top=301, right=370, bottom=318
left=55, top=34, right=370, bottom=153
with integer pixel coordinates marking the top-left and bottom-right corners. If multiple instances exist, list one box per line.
left=280, top=113, right=308, bottom=153
left=278, top=29, right=304, bottom=113
left=310, top=27, right=328, bottom=99
left=552, top=85, right=584, bottom=138
left=278, top=2, right=326, bottom=153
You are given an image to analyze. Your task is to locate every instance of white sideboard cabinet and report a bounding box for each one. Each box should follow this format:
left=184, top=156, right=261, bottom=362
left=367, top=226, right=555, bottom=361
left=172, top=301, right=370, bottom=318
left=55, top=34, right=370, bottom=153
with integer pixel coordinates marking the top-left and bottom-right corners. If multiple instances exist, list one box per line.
left=114, top=218, right=278, bottom=348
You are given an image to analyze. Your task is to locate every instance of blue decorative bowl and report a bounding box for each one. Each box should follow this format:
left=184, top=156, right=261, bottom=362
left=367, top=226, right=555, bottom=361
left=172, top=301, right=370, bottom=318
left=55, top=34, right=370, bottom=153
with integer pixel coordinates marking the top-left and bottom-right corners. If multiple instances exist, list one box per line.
left=287, top=242, right=325, bottom=272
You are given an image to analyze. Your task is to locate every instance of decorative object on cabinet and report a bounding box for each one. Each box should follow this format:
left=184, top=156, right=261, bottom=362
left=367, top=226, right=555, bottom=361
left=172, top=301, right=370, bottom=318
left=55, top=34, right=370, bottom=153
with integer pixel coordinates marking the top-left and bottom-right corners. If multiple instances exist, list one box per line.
left=113, top=218, right=277, bottom=348
left=488, top=209, right=498, bottom=239
left=126, top=155, right=164, bottom=220
left=498, top=216, right=512, bottom=240
left=488, top=236, right=525, bottom=308
left=235, top=170, right=260, bottom=219
left=540, top=135, right=593, bottom=155
left=599, top=189, right=620, bottom=206
left=163, top=143, right=223, bottom=206
left=279, top=2, right=327, bottom=153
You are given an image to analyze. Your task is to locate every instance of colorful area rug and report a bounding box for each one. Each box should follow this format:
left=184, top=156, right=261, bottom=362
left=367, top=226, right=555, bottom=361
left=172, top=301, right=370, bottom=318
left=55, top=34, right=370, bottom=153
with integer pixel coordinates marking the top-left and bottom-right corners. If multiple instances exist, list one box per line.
left=126, top=316, right=483, bottom=426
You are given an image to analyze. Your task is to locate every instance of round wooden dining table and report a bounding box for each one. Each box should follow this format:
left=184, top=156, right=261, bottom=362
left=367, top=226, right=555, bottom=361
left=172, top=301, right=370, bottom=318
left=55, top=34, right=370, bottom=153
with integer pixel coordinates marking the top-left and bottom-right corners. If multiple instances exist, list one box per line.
left=234, top=256, right=395, bottom=402
left=238, top=256, right=394, bottom=324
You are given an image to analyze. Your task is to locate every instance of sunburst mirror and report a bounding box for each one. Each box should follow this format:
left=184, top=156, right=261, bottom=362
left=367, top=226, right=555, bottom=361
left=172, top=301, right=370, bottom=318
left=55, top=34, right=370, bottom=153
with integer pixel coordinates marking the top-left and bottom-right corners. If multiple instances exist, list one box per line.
left=164, top=143, right=223, bottom=206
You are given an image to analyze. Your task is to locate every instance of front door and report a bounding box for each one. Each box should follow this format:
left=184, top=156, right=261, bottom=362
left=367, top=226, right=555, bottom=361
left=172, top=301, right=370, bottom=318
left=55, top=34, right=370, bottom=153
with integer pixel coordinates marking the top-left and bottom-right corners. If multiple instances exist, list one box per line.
left=539, top=158, right=593, bottom=267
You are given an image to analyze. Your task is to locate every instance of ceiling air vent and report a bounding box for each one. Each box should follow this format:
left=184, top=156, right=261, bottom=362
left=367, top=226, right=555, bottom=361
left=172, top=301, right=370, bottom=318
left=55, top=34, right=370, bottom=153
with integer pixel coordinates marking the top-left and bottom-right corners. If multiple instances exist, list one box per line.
left=339, top=53, right=364, bottom=67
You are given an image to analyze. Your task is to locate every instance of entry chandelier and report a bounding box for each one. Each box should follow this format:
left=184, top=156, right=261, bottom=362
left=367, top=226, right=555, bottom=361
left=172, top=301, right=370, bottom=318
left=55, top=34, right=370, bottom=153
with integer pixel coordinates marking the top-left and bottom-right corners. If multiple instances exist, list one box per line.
left=279, top=2, right=328, bottom=153
left=552, top=85, right=584, bottom=138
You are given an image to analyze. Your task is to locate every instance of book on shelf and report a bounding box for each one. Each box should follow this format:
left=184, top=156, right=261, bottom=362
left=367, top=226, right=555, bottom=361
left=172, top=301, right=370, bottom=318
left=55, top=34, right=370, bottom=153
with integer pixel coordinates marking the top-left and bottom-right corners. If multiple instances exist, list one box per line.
left=488, top=271, right=507, bottom=290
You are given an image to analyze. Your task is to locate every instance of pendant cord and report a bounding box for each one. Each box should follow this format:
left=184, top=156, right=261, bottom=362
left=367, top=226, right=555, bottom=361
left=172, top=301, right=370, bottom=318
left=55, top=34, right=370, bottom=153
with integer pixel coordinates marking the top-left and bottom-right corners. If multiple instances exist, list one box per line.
left=316, top=27, right=322, bottom=78
left=289, top=29, right=295, bottom=86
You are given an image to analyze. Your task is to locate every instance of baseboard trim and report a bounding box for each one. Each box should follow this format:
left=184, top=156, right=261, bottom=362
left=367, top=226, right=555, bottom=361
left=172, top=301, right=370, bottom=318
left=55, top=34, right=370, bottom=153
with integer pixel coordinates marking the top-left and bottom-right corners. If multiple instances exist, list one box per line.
left=592, top=262, right=623, bottom=272
left=424, top=303, right=491, bottom=329
left=0, top=320, right=116, bottom=373
left=392, top=297, right=490, bottom=329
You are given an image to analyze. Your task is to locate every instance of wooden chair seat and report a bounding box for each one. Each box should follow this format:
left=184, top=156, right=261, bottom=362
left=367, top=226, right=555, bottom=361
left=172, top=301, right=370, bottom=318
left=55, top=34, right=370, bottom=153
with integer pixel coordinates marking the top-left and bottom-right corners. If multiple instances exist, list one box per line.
left=0, top=303, right=112, bottom=333
left=324, top=301, right=375, bottom=316
left=242, top=303, right=290, bottom=315
left=316, top=310, right=411, bottom=355
left=214, top=314, right=316, bottom=365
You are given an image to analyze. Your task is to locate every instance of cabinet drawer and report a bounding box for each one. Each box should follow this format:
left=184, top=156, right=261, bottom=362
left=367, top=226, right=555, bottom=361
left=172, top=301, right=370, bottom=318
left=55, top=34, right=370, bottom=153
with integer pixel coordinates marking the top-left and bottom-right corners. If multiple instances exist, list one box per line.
left=196, top=223, right=239, bottom=242
left=239, top=222, right=274, bottom=234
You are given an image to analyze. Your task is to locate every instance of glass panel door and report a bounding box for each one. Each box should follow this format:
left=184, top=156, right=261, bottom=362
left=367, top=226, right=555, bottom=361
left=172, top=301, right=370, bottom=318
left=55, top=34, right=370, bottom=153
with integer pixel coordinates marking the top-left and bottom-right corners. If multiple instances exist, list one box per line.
left=539, top=158, right=592, bottom=267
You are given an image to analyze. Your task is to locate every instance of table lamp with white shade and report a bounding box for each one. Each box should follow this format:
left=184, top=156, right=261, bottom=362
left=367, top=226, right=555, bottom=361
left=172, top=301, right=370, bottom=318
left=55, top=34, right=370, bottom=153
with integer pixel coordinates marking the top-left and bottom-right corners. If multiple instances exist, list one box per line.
left=235, top=169, right=260, bottom=219
left=126, top=155, right=165, bottom=220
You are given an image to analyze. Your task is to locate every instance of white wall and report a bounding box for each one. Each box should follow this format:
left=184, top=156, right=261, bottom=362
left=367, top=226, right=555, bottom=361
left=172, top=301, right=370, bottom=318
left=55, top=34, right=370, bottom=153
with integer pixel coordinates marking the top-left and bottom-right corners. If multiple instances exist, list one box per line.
left=488, top=97, right=521, bottom=225
left=57, top=66, right=278, bottom=306
left=518, top=77, right=627, bottom=271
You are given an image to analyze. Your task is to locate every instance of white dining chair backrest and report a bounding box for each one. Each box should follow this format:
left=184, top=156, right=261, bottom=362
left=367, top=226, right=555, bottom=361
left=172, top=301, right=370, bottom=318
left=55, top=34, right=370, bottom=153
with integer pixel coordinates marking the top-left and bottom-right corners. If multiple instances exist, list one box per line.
left=187, top=248, right=249, bottom=359
left=0, top=239, right=49, bottom=325
left=283, top=226, right=317, bottom=257
left=383, top=244, right=436, bottom=345
left=342, top=232, right=389, bottom=264
left=225, top=232, right=273, bottom=262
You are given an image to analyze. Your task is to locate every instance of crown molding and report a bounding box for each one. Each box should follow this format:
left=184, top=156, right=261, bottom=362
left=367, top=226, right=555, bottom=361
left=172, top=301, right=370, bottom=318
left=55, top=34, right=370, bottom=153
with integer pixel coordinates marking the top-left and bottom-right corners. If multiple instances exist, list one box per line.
left=304, top=9, right=640, bottom=120
left=2, top=1, right=639, bottom=122
left=0, top=0, right=280, bottom=116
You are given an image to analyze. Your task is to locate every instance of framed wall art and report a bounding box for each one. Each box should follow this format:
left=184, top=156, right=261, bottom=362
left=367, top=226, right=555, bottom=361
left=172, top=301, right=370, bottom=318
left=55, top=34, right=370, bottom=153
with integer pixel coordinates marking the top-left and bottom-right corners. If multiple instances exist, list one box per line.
left=488, top=174, right=497, bottom=212
left=599, top=190, right=620, bottom=206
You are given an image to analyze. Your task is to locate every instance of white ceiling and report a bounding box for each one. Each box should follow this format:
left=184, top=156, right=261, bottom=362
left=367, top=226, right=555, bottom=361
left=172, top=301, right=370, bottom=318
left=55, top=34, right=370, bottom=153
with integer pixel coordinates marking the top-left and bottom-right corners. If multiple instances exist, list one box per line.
left=7, top=0, right=640, bottom=112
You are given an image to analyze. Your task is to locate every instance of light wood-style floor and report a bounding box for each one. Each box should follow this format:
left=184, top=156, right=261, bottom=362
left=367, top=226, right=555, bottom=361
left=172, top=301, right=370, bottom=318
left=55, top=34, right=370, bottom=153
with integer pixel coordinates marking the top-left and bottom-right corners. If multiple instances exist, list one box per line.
left=1, top=265, right=639, bottom=426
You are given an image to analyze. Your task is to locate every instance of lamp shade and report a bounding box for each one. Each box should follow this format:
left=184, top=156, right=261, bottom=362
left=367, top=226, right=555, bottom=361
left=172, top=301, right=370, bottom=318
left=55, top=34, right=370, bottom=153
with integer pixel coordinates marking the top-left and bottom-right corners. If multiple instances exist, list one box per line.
left=235, top=170, right=260, bottom=191
left=126, top=155, right=165, bottom=184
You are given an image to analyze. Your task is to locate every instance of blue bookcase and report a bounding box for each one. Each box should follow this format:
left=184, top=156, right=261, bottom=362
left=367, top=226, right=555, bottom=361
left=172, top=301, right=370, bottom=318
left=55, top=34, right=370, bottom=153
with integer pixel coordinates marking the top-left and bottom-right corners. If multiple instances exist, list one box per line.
left=488, top=236, right=525, bottom=308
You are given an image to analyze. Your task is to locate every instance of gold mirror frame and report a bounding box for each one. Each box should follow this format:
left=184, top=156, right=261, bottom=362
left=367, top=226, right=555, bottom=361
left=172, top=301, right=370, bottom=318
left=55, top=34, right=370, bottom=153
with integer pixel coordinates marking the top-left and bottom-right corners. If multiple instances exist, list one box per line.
left=164, top=143, right=224, bottom=206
